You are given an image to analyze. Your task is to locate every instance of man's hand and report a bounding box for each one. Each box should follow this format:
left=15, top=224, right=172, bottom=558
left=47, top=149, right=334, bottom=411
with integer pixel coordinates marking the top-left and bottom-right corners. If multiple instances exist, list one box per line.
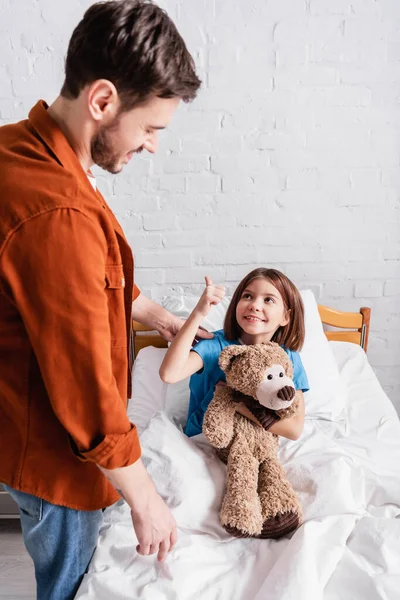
left=99, top=459, right=177, bottom=562
left=159, top=313, right=214, bottom=343
left=130, top=484, right=177, bottom=563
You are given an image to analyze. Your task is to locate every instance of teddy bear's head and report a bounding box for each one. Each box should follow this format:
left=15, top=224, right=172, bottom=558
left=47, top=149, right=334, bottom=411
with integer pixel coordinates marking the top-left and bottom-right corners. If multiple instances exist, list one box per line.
left=218, top=342, right=296, bottom=411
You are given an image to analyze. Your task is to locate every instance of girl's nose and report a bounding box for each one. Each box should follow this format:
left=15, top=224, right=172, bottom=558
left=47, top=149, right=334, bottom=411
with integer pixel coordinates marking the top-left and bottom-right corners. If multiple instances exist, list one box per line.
left=250, top=300, right=262, bottom=311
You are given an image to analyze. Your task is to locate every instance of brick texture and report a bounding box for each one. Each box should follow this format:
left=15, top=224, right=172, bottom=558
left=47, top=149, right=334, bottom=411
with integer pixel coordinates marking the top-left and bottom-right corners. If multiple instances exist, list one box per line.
left=1, top=0, right=399, bottom=408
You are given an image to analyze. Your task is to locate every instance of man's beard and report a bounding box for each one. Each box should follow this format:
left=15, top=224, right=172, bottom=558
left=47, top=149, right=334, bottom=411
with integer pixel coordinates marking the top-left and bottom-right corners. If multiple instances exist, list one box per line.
left=91, top=118, right=143, bottom=174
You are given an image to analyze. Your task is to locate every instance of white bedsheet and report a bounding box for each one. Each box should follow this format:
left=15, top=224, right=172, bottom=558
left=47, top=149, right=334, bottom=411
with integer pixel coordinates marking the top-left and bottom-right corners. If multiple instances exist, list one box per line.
left=76, top=342, right=400, bottom=600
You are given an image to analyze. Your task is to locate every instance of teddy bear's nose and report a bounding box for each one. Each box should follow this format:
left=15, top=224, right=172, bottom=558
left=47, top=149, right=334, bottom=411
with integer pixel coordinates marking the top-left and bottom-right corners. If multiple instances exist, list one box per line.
left=277, top=385, right=296, bottom=402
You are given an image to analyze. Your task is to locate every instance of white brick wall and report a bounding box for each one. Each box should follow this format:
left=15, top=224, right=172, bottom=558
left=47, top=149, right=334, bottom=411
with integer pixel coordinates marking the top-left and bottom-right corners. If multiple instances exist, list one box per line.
left=1, top=0, right=400, bottom=408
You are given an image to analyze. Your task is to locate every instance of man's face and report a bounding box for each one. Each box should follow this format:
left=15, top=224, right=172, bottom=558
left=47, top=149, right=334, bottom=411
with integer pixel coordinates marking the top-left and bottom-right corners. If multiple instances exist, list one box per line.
left=91, top=95, right=180, bottom=174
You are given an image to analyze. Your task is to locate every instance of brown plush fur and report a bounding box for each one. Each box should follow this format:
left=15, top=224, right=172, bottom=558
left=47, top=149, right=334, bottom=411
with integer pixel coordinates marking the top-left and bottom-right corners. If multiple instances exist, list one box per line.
left=202, top=342, right=303, bottom=538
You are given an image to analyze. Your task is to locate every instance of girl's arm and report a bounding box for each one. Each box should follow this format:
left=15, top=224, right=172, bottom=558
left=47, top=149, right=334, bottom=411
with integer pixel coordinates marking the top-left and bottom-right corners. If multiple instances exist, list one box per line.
left=159, top=311, right=205, bottom=384
left=269, top=391, right=305, bottom=440
left=159, top=276, right=225, bottom=384
left=235, top=392, right=305, bottom=441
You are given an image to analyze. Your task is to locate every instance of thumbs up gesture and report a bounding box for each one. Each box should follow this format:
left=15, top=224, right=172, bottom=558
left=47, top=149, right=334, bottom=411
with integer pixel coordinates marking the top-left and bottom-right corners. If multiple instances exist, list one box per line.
left=194, top=276, right=226, bottom=318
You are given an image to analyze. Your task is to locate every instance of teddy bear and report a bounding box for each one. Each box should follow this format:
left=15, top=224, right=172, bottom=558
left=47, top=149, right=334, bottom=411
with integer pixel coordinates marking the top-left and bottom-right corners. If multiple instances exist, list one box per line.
left=202, top=342, right=303, bottom=539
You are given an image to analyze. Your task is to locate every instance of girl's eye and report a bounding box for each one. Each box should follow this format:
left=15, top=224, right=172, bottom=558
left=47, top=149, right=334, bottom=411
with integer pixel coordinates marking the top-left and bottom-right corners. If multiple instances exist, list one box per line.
left=243, top=293, right=252, bottom=299
left=264, top=297, right=274, bottom=303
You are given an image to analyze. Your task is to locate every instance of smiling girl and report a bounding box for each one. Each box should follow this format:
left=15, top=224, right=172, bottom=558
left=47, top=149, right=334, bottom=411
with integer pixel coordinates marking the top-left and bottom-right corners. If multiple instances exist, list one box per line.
left=159, top=268, right=309, bottom=440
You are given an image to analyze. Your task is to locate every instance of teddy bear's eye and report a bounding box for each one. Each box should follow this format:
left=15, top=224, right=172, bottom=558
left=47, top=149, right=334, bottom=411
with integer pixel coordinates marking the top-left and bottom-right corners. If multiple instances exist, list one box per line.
left=267, top=374, right=273, bottom=380
left=279, top=372, right=284, bottom=377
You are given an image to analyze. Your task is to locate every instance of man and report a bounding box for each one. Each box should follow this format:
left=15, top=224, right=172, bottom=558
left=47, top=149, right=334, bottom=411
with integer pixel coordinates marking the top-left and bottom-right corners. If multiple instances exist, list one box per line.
left=0, top=2, right=210, bottom=598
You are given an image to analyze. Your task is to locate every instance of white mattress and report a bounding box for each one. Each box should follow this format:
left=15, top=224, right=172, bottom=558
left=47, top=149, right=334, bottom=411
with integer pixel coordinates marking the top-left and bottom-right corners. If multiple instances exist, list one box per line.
left=76, top=342, right=400, bottom=600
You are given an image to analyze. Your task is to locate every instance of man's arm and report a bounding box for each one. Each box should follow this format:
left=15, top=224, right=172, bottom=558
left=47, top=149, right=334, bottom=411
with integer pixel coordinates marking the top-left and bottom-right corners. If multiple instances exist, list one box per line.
left=131, top=292, right=213, bottom=342
left=131, top=292, right=182, bottom=341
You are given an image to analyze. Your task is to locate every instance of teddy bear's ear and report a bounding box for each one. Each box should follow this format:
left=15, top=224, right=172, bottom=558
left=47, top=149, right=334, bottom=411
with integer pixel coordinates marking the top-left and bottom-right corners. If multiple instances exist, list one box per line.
left=218, top=345, right=248, bottom=372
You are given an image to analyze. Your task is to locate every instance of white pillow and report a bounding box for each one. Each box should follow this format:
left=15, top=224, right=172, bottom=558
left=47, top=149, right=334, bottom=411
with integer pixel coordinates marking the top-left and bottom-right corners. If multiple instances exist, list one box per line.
left=128, top=345, right=190, bottom=431
left=128, top=346, right=168, bottom=434
left=300, top=290, right=345, bottom=420
left=162, top=289, right=346, bottom=422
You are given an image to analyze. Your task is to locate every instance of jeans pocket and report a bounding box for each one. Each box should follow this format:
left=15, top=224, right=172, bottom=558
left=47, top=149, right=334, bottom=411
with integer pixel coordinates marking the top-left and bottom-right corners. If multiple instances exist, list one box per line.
left=4, top=485, right=43, bottom=521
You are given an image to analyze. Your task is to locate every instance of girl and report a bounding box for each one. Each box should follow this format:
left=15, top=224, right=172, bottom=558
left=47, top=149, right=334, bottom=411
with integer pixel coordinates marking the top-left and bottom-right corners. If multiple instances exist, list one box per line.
left=159, top=268, right=309, bottom=440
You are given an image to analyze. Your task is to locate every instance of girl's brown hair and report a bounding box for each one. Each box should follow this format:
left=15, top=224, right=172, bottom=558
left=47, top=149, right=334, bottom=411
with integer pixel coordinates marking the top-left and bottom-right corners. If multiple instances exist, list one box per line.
left=224, top=268, right=305, bottom=351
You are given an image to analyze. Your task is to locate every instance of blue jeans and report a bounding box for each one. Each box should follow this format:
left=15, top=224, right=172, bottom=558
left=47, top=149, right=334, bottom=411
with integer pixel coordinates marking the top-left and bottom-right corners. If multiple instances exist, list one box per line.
left=4, top=485, right=103, bottom=600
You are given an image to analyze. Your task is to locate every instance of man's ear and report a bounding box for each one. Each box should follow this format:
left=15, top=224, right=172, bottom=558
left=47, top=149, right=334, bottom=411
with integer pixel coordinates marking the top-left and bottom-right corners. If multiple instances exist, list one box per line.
left=218, top=345, right=248, bottom=372
left=87, top=79, right=119, bottom=122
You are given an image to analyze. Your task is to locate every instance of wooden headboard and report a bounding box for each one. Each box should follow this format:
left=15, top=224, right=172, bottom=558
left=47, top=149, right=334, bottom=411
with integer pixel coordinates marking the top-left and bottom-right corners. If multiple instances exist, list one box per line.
left=132, top=305, right=371, bottom=358
left=318, top=305, right=370, bottom=351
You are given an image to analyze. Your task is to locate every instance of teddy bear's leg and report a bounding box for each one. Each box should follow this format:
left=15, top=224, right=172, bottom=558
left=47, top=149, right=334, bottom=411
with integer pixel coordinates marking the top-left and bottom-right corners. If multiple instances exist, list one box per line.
left=220, top=438, right=264, bottom=537
left=257, top=458, right=302, bottom=539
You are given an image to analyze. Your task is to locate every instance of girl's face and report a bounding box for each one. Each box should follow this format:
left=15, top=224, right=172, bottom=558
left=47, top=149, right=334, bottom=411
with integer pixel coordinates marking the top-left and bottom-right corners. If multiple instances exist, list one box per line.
left=235, top=277, right=290, bottom=344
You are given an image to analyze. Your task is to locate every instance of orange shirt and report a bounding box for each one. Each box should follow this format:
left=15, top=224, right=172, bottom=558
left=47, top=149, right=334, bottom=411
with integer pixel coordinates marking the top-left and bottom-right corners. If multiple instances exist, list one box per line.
left=0, top=101, right=142, bottom=510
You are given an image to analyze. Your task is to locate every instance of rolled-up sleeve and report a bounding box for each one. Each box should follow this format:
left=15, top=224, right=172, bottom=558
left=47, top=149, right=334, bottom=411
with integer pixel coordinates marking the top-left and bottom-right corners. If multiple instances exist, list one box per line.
left=1, top=207, right=141, bottom=469
left=133, top=282, right=140, bottom=301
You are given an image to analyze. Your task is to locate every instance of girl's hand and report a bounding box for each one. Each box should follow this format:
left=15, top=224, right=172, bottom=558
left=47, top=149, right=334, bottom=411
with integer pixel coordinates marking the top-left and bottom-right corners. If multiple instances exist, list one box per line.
left=194, top=276, right=225, bottom=318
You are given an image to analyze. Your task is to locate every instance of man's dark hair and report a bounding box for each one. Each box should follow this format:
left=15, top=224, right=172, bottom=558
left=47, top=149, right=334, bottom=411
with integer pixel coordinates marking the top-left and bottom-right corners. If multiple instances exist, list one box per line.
left=61, top=0, right=201, bottom=110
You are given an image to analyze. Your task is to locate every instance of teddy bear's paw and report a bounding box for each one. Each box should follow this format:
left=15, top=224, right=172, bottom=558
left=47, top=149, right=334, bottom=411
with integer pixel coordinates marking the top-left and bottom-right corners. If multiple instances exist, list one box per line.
left=220, top=499, right=263, bottom=536
left=258, top=472, right=302, bottom=519
left=258, top=510, right=300, bottom=539
left=223, top=524, right=252, bottom=539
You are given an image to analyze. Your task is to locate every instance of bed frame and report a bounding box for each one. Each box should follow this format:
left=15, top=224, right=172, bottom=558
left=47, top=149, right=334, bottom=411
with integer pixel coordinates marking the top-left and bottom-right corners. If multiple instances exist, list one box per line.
left=132, top=305, right=371, bottom=357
